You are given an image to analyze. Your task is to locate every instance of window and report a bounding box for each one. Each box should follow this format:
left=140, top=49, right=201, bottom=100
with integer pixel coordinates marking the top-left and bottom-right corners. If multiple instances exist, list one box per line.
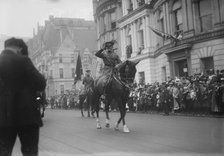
left=72, top=68, right=75, bottom=78
left=103, top=15, right=107, bottom=32
left=200, top=57, right=214, bottom=73
left=137, top=20, right=144, bottom=53
left=71, top=54, right=74, bottom=63
left=138, top=30, right=144, bottom=52
left=60, top=85, right=64, bottom=95
left=59, top=68, right=64, bottom=78
left=127, top=0, right=133, bottom=13
left=138, top=72, right=145, bottom=85
left=161, top=66, right=167, bottom=82
left=218, top=0, right=224, bottom=22
left=172, top=1, right=183, bottom=36
left=137, top=0, right=145, bottom=7
left=198, top=0, right=212, bottom=32
left=158, top=10, right=165, bottom=45
left=126, top=27, right=132, bottom=58
left=59, top=54, right=62, bottom=63
left=126, top=44, right=132, bottom=58
left=49, top=70, right=53, bottom=79
left=110, top=11, right=116, bottom=29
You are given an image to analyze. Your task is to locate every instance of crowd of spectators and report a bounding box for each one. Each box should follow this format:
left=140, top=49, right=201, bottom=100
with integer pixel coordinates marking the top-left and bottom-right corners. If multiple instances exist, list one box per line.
left=127, top=69, right=224, bottom=115
left=49, top=90, right=79, bottom=110
left=48, top=69, right=224, bottom=116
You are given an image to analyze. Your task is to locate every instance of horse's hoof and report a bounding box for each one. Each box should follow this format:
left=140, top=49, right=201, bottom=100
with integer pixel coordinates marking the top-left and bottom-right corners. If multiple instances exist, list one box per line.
left=105, top=123, right=110, bottom=128
left=123, top=125, right=130, bottom=133
left=97, top=123, right=102, bottom=129
left=97, top=126, right=102, bottom=129
left=114, top=123, right=119, bottom=131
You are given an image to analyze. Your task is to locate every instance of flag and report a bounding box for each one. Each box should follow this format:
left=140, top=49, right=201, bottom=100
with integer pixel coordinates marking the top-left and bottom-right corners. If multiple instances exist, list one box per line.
left=148, top=26, right=179, bottom=41
left=74, top=53, right=83, bottom=84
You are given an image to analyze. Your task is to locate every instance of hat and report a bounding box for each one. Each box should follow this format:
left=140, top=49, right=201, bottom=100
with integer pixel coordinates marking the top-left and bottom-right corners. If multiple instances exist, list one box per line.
left=104, top=40, right=116, bottom=48
left=4, top=37, right=28, bottom=56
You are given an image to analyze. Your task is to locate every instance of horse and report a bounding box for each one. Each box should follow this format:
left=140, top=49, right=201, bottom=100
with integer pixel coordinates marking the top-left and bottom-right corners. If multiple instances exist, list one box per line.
left=92, top=60, right=139, bottom=133
left=79, top=84, right=95, bottom=117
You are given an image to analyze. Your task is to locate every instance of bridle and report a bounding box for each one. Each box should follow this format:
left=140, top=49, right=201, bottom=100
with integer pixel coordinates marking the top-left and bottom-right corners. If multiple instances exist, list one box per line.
left=112, top=64, right=136, bottom=91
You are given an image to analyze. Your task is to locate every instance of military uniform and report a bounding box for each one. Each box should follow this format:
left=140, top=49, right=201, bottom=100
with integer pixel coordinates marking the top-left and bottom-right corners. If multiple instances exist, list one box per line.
left=95, top=41, right=122, bottom=94
left=82, top=73, right=94, bottom=95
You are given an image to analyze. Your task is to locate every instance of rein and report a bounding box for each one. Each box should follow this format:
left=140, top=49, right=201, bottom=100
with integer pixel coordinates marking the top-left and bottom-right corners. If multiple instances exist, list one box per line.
left=113, top=74, right=134, bottom=90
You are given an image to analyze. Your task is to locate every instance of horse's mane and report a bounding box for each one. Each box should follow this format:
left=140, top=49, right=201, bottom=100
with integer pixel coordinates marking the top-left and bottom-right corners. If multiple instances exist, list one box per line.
left=117, top=60, right=138, bottom=83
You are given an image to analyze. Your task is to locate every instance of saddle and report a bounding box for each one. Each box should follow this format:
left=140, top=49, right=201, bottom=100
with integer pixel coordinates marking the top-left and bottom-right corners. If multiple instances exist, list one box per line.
left=95, top=68, right=118, bottom=94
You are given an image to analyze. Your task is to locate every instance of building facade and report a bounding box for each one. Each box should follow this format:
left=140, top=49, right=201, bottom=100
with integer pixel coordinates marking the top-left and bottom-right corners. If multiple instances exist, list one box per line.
left=28, top=16, right=97, bottom=97
left=94, top=0, right=224, bottom=84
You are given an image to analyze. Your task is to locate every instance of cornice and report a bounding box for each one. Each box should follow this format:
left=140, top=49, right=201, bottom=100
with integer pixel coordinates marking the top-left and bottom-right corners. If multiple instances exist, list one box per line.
left=127, top=28, right=224, bottom=60
left=117, top=4, right=152, bottom=24
left=155, top=29, right=224, bottom=57
left=95, top=0, right=117, bottom=16
left=97, top=28, right=119, bottom=41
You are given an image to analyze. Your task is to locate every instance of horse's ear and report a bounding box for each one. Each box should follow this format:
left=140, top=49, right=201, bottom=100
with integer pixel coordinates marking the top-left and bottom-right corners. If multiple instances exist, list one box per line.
left=134, top=60, right=140, bottom=66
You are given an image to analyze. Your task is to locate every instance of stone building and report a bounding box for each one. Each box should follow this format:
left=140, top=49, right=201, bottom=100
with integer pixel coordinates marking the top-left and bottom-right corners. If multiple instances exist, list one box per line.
left=94, top=0, right=224, bottom=84
left=27, top=16, right=97, bottom=97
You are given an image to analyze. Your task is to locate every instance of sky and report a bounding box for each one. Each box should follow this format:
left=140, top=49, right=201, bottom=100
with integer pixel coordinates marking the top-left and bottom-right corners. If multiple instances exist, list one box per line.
left=0, top=0, right=94, bottom=38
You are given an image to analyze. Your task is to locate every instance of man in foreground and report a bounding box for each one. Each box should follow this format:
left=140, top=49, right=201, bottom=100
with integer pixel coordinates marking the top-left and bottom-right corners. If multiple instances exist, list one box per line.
left=0, top=37, right=46, bottom=156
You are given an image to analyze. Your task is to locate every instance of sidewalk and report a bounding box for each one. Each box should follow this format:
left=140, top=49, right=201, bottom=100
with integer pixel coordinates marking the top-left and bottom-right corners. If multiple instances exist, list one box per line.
left=126, top=110, right=224, bottom=118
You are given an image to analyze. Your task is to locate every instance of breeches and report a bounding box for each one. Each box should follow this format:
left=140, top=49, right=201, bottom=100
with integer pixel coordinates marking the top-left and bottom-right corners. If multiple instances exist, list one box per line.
left=0, top=124, right=39, bottom=156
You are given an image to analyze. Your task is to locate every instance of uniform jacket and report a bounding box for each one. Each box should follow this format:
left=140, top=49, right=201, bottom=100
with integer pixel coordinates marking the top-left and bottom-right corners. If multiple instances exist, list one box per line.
left=95, top=49, right=121, bottom=68
left=0, top=50, right=46, bottom=127
left=82, top=75, right=94, bottom=93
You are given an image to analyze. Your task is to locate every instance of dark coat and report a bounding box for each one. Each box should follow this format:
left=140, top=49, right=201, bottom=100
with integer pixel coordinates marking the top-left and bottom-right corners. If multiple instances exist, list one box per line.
left=0, top=50, right=46, bottom=127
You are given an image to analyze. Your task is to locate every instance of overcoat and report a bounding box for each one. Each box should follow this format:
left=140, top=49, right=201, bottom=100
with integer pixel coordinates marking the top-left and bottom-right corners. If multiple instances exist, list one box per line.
left=0, top=50, right=46, bottom=127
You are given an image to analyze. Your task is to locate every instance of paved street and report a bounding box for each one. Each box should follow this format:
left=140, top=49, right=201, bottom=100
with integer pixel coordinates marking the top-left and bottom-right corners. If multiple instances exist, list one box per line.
left=12, top=109, right=224, bottom=156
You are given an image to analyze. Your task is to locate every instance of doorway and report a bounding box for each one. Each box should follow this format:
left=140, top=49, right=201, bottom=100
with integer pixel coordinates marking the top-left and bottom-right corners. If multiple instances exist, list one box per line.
left=174, top=59, right=188, bottom=77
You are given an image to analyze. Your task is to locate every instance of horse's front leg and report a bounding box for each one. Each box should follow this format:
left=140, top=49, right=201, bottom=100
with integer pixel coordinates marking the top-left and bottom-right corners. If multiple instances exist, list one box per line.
left=86, top=94, right=91, bottom=117
left=116, top=99, right=130, bottom=133
left=94, top=94, right=102, bottom=129
left=104, top=97, right=111, bottom=128
left=79, top=95, right=85, bottom=117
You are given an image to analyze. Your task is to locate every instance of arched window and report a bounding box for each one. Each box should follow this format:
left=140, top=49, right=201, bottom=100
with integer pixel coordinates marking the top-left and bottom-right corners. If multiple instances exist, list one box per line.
left=172, top=0, right=183, bottom=35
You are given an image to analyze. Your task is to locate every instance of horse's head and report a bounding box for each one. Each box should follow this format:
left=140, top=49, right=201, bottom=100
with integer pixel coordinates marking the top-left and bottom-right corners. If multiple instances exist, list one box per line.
left=118, top=60, right=139, bottom=83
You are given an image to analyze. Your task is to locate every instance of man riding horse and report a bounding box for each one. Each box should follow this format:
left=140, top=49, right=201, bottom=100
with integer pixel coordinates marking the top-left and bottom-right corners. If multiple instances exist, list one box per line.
left=95, top=40, right=122, bottom=100
left=94, top=40, right=139, bottom=132
left=79, top=70, right=94, bottom=117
